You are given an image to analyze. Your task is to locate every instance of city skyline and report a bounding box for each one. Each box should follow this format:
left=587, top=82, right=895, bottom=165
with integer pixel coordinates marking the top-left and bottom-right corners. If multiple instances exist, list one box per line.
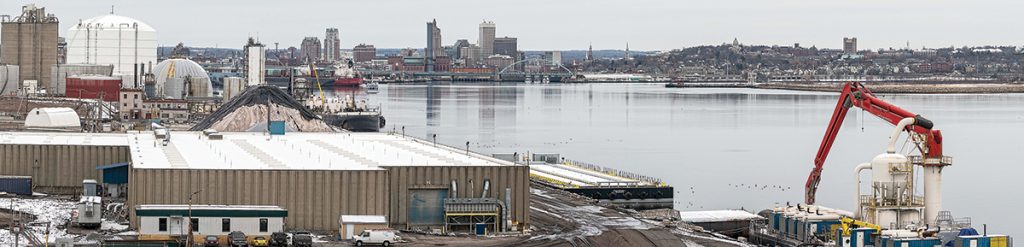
left=4, top=0, right=1024, bottom=51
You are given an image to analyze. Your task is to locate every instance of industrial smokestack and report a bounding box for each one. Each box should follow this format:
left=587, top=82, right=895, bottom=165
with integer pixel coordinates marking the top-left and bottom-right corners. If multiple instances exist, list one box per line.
left=134, top=63, right=139, bottom=88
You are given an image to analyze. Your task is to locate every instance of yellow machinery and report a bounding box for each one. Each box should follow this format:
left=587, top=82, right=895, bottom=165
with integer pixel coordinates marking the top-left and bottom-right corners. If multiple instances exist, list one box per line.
left=839, top=217, right=881, bottom=237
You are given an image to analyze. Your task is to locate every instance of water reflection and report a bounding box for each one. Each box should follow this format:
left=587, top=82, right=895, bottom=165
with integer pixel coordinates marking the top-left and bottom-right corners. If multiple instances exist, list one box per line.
left=341, top=83, right=1024, bottom=235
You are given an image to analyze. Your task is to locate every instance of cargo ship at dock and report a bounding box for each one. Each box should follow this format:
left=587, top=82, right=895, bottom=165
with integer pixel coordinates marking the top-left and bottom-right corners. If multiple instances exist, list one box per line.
left=265, top=63, right=362, bottom=89
left=493, top=153, right=673, bottom=210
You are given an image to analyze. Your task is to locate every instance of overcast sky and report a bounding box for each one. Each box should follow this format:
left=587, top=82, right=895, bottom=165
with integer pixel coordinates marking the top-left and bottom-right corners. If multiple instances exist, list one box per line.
left=5, top=0, right=1023, bottom=51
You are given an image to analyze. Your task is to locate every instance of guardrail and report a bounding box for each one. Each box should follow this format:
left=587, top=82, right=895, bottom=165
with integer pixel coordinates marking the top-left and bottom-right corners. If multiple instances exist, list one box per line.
left=562, top=159, right=666, bottom=186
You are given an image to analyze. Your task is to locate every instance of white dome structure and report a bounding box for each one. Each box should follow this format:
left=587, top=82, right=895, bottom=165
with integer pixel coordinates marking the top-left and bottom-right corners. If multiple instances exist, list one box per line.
left=66, top=14, right=157, bottom=88
left=152, top=58, right=213, bottom=99
left=24, top=107, right=82, bottom=130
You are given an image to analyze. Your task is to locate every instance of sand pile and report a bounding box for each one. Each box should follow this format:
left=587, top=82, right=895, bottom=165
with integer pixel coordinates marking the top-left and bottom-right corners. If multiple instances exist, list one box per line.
left=190, top=85, right=335, bottom=132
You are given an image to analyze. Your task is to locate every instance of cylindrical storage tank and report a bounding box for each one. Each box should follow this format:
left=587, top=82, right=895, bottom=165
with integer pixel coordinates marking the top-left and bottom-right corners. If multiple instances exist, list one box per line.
left=223, top=76, right=246, bottom=100
left=872, top=153, right=908, bottom=202
left=0, top=176, right=33, bottom=196
left=66, top=75, right=122, bottom=101
left=0, top=65, right=20, bottom=96
left=923, top=165, right=943, bottom=227
left=872, top=153, right=907, bottom=184
left=151, top=58, right=212, bottom=99
left=66, top=14, right=157, bottom=87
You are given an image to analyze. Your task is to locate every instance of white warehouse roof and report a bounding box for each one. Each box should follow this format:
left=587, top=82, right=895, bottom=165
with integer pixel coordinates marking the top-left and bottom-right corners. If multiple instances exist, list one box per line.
left=339, top=215, right=387, bottom=224
left=130, top=131, right=514, bottom=170
left=0, top=132, right=129, bottom=146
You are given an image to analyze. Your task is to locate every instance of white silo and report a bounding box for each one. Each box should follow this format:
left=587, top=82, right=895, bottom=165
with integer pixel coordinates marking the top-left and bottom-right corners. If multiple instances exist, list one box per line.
left=66, top=14, right=157, bottom=88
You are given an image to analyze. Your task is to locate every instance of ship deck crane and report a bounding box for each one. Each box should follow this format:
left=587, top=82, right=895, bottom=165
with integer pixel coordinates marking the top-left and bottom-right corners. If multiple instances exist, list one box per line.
left=805, top=82, right=947, bottom=210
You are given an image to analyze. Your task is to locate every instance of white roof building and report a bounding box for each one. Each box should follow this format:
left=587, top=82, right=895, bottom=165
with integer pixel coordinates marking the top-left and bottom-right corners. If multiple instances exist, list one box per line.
left=130, top=131, right=511, bottom=170
left=23, top=107, right=82, bottom=130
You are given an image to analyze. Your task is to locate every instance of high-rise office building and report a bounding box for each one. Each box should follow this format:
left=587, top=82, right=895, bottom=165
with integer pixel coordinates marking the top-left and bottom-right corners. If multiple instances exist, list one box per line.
left=494, top=37, right=517, bottom=57
left=478, top=21, right=496, bottom=57
left=324, top=28, right=340, bottom=62
left=426, top=19, right=442, bottom=72
left=1, top=4, right=59, bottom=91
left=453, top=39, right=471, bottom=60
left=844, top=37, right=857, bottom=54
left=300, top=37, right=322, bottom=62
left=353, top=44, right=376, bottom=62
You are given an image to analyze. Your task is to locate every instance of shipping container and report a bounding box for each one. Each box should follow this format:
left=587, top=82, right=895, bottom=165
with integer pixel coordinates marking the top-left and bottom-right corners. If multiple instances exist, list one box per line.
left=0, top=176, right=32, bottom=195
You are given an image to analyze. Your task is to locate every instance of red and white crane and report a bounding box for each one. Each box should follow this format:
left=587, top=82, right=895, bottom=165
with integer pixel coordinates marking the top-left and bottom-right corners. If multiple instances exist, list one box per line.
left=805, top=82, right=950, bottom=224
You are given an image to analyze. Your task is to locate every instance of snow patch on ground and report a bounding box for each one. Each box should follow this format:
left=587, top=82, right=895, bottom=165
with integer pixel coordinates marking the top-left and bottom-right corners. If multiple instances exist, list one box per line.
left=600, top=217, right=649, bottom=230
left=572, top=205, right=603, bottom=214
left=0, top=197, right=79, bottom=246
left=101, top=220, right=128, bottom=231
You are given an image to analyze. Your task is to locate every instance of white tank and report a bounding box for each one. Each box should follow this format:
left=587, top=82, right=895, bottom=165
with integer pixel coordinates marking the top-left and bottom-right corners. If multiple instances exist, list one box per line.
left=871, top=153, right=907, bottom=183
left=66, top=14, right=157, bottom=88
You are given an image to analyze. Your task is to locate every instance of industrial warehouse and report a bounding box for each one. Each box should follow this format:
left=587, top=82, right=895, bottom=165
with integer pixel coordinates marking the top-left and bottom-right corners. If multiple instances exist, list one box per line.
left=0, top=130, right=530, bottom=235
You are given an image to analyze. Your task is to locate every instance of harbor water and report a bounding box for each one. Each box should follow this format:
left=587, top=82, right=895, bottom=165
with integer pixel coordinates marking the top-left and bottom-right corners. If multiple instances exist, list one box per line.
left=338, top=82, right=1022, bottom=235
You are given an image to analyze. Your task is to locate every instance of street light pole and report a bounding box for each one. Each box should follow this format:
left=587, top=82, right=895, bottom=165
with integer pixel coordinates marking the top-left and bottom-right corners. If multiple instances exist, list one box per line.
left=187, top=190, right=202, bottom=247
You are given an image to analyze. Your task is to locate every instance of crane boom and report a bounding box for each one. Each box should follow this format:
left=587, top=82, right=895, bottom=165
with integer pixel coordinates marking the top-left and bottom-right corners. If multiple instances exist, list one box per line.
left=804, top=82, right=944, bottom=205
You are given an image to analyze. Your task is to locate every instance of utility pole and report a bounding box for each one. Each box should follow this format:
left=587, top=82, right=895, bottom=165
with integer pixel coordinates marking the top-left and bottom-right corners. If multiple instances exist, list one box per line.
left=187, top=190, right=202, bottom=247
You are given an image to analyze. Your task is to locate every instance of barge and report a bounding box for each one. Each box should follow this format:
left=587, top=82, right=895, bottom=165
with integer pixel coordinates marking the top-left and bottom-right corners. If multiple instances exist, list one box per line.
left=493, top=153, right=673, bottom=210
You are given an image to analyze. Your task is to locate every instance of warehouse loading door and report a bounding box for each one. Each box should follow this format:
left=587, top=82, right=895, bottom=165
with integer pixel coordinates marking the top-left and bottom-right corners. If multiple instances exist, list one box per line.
left=408, top=189, right=448, bottom=226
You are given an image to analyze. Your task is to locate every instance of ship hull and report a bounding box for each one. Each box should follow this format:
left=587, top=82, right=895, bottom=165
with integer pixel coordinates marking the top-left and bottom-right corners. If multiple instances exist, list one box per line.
left=322, top=113, right=382, bottom=132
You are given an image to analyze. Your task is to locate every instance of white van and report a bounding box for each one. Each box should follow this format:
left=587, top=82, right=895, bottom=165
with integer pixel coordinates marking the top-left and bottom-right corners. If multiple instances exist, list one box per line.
left=352, top=229, right=399, bottom=246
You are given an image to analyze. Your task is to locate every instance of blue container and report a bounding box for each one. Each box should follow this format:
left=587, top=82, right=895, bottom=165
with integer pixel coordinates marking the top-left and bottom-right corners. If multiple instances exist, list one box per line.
left=0, top=176, right=32, bottom=196
left=475, top=223, right=486, bottom=235
left=269, top=121, right=286, bottom=135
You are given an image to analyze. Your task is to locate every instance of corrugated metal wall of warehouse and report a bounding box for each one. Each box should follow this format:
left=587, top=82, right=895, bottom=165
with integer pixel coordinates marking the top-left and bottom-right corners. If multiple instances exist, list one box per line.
left=387, top=165, right=530, bottom=230
left=127, top=169, right=390, bottom=232
left=0, top=144, right=130, bottom=194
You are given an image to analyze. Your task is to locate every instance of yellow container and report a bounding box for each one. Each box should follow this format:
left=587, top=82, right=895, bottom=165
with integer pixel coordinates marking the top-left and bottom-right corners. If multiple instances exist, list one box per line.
left=990, top=236, right=1008, bottom=247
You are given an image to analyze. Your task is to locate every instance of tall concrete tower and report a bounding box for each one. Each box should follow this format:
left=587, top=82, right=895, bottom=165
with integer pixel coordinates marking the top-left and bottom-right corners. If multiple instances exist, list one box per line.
left=1, top=4, right=59, bottom=93
left=478, top=21, right=496, bottom=57
left=426, top=19, right=442, bottom=72
left=243, top=37, right=265, bottom=86
left=324, top=28, right=340, bottom=62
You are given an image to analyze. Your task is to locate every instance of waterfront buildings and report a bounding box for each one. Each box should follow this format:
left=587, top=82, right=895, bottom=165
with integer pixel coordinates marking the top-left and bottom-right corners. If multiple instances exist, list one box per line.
left=452, top=39, right=471, bottom=61
left=426, top=19, right=442, bottom=72
left=478, top=21, right=496, bottom=57
left=353, top=44, right=377, bottom=62
left=844, top=37, right=857, bottom=54
left=300, top=37, right=322, bottom=62
left=324, top=28, right=341, bottom=62
left=494, top=37, right=518, bottom=57
left=544, top=51, right=562, bottom=66
left=1, top=4, right=59, bottom=91
left=485, top=54, right=514, bottom=70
